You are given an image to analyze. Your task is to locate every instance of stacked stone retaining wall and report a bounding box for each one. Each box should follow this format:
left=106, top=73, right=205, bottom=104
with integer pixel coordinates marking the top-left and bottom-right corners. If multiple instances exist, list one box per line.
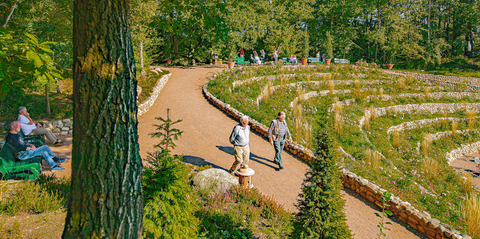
left=391, top=70, right=480, bottom=92
left=202, top=84, right=471, bottom=239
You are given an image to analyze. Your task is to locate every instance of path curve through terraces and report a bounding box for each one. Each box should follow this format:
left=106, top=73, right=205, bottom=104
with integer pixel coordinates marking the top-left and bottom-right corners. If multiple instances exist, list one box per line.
left=136, top=66, right=424, bottom=239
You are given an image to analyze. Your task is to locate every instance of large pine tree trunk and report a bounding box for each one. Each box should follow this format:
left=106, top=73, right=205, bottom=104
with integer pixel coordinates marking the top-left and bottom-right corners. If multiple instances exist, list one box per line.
left=63, top=0, right=143, bottom=238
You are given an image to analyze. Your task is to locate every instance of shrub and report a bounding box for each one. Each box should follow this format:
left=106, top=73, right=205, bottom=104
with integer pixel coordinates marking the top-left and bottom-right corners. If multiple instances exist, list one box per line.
left=142, top=110, right=198, bottom=238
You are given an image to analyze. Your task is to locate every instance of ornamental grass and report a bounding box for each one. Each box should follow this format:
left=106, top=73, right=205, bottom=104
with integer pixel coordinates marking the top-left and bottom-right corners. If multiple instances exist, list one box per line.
left=461, top=195, right=480, bottom=239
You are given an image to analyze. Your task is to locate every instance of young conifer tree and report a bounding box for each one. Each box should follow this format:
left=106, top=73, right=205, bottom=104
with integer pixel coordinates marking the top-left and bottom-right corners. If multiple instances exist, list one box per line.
left=292, top=100, right=352, bottom=238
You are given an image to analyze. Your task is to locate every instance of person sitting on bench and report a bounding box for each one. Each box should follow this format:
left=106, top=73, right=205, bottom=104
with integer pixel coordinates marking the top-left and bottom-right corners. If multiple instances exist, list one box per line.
left=6, top=121, right=66, bottom=171
left=17, top=106, right=63, bottom=146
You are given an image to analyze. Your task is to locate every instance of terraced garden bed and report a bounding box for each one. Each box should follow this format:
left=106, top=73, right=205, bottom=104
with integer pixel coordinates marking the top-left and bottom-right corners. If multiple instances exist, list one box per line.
left=206, top=64, right=480, bottom=237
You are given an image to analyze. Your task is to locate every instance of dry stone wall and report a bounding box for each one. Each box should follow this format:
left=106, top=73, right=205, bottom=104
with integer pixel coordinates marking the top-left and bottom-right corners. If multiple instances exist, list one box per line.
left=390, top=71, right=480, bottom=91
left=40, top=118, right=73, bottom=136
left=137, top=73, right=172, bottom=116
left=202, top=84, right=471, bottom=239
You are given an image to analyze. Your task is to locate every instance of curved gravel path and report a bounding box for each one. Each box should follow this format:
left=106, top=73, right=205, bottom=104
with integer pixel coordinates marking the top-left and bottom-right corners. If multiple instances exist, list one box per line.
left=136, top=66, right=423, bottom=238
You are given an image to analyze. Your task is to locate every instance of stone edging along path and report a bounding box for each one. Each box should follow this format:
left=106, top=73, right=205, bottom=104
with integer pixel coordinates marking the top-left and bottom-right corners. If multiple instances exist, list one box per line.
left=202, top=83, right=471, bottom=239
left=137, top=73, right=172, bottom=116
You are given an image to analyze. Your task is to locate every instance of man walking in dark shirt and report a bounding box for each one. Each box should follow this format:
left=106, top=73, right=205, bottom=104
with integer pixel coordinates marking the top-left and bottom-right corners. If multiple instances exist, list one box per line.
left=268, top=111, right=293, bottom=169
left=6, top=121, right=66, bottom=171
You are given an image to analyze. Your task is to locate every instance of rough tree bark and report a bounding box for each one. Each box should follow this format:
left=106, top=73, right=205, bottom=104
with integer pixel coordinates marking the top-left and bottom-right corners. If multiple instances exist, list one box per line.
left=63, top=0, right=143, bottom=238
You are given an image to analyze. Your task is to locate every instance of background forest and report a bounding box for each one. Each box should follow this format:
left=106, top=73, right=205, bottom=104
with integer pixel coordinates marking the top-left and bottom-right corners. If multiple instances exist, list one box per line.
left=2, top=0, right=480, bottom=72
left=1, top=0, right=479, bottom=108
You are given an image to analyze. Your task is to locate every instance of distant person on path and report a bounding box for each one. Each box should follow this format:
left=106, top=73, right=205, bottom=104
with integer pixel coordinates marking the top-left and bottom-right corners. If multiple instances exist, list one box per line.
left=239, top=48, right=244, bottom=58
left=316, top=51, right=320, bottom=58
left=254, top=54, right=261, bottom=65
left=268, top=111, right=292, bottom=170
left=18, top=106, right=63, bottom=146
left=260, top=49, right=266, bottom=62
left=229, top=115, right=250, bottom=175
left=273, top=50, right=278, bottom=63
left=6, top=121, right=66, bottom=171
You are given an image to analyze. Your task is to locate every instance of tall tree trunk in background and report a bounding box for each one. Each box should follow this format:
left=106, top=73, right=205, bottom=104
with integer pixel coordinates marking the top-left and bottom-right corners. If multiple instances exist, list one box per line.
left=427, top=0, right=431, bottom=44
left=173, top=34, right=179, bottom=55
left=63, top=0, right=143, bottom=238
left=45, top=84, right=50, bottom=115
left=140, top=42, right=144, bottom=70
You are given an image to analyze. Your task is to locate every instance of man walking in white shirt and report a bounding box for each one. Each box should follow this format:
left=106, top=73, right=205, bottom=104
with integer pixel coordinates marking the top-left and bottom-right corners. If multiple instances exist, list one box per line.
left=229, top=115, right=250, bottom=175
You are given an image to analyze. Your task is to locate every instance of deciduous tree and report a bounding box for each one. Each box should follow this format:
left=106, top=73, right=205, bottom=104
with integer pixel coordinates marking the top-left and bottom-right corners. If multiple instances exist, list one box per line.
left=63, top=0, right=143, bottom=237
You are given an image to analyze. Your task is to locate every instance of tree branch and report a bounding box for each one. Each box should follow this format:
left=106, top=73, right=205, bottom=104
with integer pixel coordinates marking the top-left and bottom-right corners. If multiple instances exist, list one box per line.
left=3, top=0, right=19, bottom=28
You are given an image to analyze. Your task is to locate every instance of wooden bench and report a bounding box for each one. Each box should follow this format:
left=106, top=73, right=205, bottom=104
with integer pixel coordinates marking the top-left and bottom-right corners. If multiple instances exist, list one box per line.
left=19, top=131, right=45, bottom=147
left=0, top=139, right=42, bottom=180
left=308, top=58, right=322, bottom=64
left=334, top=58, right=349, bottom=64
left=281, top=57, right=294, bottom=64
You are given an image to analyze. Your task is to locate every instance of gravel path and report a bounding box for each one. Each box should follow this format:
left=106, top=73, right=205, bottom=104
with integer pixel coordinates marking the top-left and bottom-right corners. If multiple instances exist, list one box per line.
left=136, top=66, right=424, bottom=239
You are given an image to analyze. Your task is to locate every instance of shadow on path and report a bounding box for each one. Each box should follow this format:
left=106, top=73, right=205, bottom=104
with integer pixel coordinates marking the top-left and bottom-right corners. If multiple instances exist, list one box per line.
left=182, top=155, right=228, bottom=171
left=216, top=145, right=278, bottom=170
left=451, top=166, right=479, bottom=177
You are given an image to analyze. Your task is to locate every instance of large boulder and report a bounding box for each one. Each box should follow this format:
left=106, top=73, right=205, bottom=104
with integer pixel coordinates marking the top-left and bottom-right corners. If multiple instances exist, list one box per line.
left=192, top=168, right=238, bottom=194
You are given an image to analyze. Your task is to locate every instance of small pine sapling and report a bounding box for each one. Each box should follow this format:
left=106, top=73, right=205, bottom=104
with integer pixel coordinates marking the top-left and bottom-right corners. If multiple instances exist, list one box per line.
left=149, top=108, right=183, bottom=152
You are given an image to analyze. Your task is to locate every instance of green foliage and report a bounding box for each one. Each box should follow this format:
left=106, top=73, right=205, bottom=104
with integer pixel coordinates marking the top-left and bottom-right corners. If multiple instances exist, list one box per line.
left=375, top=191, right=393, bottom=238
left=292, top=103, right=352, bottom=238
left=149, top=108, right=183, bottom=152
left=142, top=150, right=199, bottom=239
left=196, top=185, right=293, bottom=238
left=130, top=0, right=158, bottom=71
left=325, top=31, right=333, bottom=59
left=1, top=0, right=73, bottom=73
left=143, top=111, right=198, bottom=238
left=0, top=28, right=63, bottom=100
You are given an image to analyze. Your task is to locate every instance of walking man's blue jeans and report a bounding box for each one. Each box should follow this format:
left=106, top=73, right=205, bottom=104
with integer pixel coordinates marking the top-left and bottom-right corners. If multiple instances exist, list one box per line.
left=274, top=139, right=285, bottom=167
left=17, top=145, right=56, bottom=168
